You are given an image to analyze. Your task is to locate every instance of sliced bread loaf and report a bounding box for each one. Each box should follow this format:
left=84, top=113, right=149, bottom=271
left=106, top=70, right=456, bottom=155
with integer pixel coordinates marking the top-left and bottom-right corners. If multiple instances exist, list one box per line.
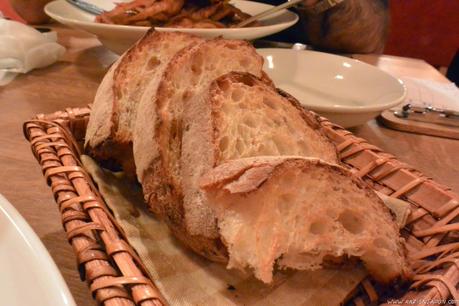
left=179, top=72, right=339, bottom=254
left=200, top=156, right=409, bottom=284
left=84, top=60, right=119, bottom=159
left=85, top=30, right=202, bottom=174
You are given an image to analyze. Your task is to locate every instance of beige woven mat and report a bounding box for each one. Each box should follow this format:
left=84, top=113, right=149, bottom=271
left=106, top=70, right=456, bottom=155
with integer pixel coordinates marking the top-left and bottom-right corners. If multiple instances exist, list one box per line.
left=82, top=155, right=367, bottom=306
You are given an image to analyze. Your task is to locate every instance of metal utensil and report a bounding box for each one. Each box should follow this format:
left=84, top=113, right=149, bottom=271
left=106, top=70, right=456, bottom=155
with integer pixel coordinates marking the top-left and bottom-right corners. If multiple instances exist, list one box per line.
left=236, top=0, right=304, bottom=27
left=66, top=0, right=105, bottom=15
left=253, top=39, right=312, bottom=50
left=393, top=104, right=459, bottom=128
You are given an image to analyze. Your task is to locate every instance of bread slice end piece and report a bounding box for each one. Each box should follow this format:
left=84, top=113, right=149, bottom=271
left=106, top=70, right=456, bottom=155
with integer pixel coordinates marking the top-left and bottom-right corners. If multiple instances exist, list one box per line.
left=200, top=156, right=410, bottom=284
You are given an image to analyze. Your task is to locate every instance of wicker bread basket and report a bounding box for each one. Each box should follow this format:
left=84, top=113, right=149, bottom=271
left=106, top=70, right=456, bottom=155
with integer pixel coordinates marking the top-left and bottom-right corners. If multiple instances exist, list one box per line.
left=23, top=107, right=459, bottom=306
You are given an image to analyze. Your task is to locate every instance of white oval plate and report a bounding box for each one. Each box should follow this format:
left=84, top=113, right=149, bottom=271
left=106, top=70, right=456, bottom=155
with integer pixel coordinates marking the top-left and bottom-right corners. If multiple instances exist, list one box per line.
left=0, top=194, right=76, bottom=306
left=45, top=0, right=298, bottom=54
left=257, top=48, right=406, bottom=127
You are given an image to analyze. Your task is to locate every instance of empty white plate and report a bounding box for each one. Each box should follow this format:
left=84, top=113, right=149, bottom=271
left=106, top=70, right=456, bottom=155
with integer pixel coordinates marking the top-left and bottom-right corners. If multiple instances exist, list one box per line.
left=0, top=194, right=75, bottom=306
left=45, top=0, right=298, bottom=54
left=258, top=48, right=406, bottom=127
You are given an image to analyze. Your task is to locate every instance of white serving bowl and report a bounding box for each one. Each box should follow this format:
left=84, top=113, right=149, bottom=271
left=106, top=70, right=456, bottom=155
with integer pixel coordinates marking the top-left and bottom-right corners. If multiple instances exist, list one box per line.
left=0, top=194, right=75, bottom=306
left=257, top=48, right=406, bottom=128
left=45, top=0, right=298, bottom=55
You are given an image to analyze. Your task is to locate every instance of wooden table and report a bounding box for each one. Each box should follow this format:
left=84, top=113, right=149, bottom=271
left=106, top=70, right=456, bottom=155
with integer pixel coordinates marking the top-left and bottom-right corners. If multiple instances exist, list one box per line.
left=0, top=26, right=458, bottom=306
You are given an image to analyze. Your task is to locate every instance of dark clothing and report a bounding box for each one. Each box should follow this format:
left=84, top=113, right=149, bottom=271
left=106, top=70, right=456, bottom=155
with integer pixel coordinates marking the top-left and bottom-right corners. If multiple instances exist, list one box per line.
left=262, top=6, right=310, bottom=44
left=447, top=50, right=459, bottom=86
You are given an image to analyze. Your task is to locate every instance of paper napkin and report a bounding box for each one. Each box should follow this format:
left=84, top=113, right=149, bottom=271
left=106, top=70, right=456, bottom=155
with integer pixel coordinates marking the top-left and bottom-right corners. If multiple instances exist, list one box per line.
left=0, top=18, right=65, bottom=86
left=401, top=77, right=459, bottom=112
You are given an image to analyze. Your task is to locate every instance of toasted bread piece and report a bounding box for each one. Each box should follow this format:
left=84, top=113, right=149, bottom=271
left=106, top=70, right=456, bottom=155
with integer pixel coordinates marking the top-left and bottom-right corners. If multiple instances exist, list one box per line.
left=135, top=39, right=271, bottom=261
left=84, top=60, right=119, bottom=157
left=200, top=156, right=409, bottom=284
left=179, top=72, right=339, bottom=258
left=210, top=72, right=338, bottom=163
left=85, top=30, right=202, bottom=174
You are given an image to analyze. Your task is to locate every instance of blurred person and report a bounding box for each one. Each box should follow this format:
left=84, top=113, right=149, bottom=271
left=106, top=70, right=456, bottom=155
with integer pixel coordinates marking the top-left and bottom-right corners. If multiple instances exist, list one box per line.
left=265, top=0, right=389, bottom=53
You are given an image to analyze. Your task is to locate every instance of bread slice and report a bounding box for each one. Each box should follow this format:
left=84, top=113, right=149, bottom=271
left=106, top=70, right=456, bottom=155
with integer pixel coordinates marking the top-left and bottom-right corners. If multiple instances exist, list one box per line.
left=210, top=72, right=338, bottom=163
left=85, top=30, right=203, bottom=174
left=134, top=39, right=273, bottom=261
left=200, top=156, right=409, bottom=284
left=142, top=38, right=270, bottom=190
left=84, top=60, right=119, bottom=158
left=178, top=72, right=339, bottom=257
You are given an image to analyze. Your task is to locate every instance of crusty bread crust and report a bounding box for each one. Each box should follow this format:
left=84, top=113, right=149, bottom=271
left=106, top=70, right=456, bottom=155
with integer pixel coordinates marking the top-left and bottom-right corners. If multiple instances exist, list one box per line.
left=113, top=30, right=203, bottom=145
left=86, top=30, right=201, bottom=175
left=132, top=40, right=270, bottom=264
left=135, top=40, right=206, bottom=220
left=156, top=38, right=265, bottom=196
left=111, top=28, right=164, bottom=144
left=141, top=39, right=266, bottom=233
left=200, top=156, right=410, bottom=284
left=85, top=60, right=119, bottom=150
left=85, top=29, right=156, bottom=170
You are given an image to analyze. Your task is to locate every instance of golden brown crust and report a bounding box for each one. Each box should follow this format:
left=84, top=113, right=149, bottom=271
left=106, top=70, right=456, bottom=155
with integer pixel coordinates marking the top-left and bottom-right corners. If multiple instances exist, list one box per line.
left=167, top=222, right=228, bottom=263
left=142, top=161, right=228, bottom=263
left=142, top=40, right=206, bottom=216
left=141, top=40, right=269, bottom=260
left=87, top=29, right=159, bottom=168
left=111, top=28, right=158, bottom=140
left=144, top=39, right=263, bottom=223
left=154, top=38, right=262, bottom=199
left=87, top=30, right=201, bottom=179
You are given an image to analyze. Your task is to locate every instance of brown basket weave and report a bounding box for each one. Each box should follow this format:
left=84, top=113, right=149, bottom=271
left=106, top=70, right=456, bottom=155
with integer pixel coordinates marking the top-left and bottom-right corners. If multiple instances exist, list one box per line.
left=24, top=107, right=459, bottom=306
